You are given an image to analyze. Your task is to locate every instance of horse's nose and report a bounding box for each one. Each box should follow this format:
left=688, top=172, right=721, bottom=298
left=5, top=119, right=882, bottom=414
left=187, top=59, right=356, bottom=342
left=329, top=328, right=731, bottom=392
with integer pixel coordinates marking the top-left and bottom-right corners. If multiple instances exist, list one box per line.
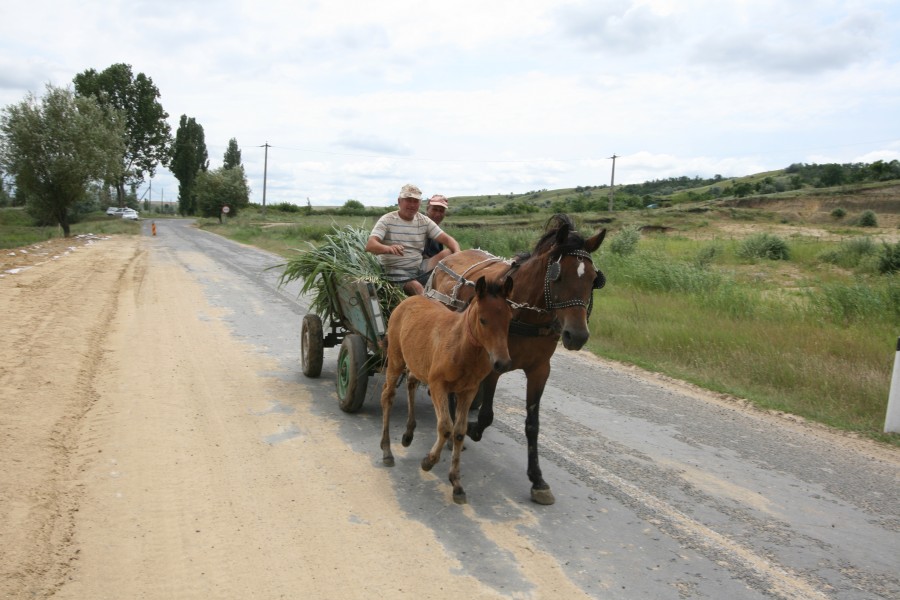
left=492, top=358, right=512, bottom=374
left=561, top=328, right=589, bottom=351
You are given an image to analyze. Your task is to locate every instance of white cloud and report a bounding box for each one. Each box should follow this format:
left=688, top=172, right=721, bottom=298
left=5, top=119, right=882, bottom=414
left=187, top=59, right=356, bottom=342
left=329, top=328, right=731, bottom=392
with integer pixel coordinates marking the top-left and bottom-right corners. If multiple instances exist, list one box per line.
left=1, top=0, right=898, bottom=206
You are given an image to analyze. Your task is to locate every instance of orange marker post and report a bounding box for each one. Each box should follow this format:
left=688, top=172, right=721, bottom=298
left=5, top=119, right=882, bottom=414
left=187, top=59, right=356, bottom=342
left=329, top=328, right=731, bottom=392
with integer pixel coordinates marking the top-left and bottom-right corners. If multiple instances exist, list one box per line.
left=151, top=221, right=157, bottom=236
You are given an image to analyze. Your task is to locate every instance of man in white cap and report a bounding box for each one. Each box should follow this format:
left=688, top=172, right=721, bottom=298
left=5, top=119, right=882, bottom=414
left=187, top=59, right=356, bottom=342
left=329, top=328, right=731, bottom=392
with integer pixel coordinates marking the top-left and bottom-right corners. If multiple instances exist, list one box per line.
left=366, top=184, right=460, bottom=296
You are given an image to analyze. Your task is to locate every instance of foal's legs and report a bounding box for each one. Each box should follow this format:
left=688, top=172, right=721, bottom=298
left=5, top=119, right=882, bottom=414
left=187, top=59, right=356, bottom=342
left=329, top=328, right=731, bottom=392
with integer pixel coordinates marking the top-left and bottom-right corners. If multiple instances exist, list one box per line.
left=379, top=356, right=405, bottom=467
left=447, top=388, right=477, bottom=504
left=421, top=382, right=452, bottom=473
left=401, top=375, right=418, bottom=447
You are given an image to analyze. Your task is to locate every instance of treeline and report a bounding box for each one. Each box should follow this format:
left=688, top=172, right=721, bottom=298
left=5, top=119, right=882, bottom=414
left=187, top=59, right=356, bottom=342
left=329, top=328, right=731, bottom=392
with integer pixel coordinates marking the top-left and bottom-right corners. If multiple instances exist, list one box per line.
left=0, top=63, right=249, bottom=234
left=785, top=160, right=900, bottom=187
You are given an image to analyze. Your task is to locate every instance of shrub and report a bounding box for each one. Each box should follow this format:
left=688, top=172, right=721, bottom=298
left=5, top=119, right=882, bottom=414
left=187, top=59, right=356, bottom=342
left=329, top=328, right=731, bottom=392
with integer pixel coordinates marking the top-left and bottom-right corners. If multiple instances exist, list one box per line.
left=818, top=237, right=877, bottom=269
left=830, top=207, right=846, bottom=219
left=609, top=225, right=641, bottom=256
left=694, top=244, right=721, bottom=268
left=737, top=233, right=791, bottom=261
left=878, top=241, right=900, bottom=274
left=857, top=210, right=878, bottom=227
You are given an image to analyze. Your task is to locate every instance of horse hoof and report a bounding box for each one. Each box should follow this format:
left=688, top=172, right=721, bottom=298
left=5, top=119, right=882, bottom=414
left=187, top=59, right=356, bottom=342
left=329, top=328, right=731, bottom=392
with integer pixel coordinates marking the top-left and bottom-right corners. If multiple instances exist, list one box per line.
left=453, top=491, right=468, bottom=504
left=383, top=456, right=395, bottom=467
left=401, top=433, right=413, bottom=447
left=420, top=457, right=434, bottom=472
left=530, top=488, right=555, bottom=505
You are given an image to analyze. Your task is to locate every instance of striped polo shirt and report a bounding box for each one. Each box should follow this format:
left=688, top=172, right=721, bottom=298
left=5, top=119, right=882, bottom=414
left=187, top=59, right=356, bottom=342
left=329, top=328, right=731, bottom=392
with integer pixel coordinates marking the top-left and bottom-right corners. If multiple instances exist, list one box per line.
left=370, top=211, right=443, bottom=281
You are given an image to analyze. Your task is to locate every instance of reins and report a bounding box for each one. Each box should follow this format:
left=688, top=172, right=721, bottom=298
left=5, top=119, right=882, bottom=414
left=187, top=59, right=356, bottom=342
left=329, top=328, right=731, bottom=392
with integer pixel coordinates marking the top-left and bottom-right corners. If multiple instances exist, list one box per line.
left=426, top=247, right=605, bottom=337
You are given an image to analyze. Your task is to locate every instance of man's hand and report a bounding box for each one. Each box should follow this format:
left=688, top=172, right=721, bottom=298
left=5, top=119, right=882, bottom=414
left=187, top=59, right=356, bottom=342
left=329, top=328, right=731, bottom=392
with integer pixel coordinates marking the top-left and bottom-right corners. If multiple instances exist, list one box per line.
left=366, top=236, right=404, bottom=256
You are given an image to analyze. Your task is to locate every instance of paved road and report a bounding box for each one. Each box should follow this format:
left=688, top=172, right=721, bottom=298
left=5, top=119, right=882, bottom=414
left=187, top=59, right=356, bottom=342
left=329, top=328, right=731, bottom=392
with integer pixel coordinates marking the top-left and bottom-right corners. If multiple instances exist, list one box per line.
left=155, top=218, right=900, bottom=600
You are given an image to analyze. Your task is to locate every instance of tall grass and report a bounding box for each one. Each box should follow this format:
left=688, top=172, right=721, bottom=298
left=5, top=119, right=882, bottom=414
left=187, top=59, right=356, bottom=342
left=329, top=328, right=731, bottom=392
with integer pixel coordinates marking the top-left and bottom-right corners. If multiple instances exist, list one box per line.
left=591, top=246, right=898, bottom=441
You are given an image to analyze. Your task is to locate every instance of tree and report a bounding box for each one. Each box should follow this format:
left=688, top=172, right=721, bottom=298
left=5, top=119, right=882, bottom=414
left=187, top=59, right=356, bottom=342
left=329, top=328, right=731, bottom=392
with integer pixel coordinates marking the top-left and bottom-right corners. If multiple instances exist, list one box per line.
left=819, top=164, right=844, bottom=187
left=223, top=138, right=242, bottom=170
left=171, top=115, right=208, bottom=215
left=0, top=85, right=125, bottom=236
left=194, top=166, right=250, bottom=220
left=73, top=63, right=172, bottom=206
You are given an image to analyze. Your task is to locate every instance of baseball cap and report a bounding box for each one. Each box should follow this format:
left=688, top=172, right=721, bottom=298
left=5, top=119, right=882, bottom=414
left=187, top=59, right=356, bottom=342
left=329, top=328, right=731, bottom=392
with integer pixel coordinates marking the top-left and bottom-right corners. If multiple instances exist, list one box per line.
left=428, top=194, right=448, bottom=208
left=398, top=184, right=423, bottom=200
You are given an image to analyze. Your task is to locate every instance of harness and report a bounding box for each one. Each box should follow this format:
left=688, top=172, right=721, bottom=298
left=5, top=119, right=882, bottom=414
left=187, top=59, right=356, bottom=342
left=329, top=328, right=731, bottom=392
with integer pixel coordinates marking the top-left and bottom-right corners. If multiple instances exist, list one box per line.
left=425, top=249, right=606, bottom=338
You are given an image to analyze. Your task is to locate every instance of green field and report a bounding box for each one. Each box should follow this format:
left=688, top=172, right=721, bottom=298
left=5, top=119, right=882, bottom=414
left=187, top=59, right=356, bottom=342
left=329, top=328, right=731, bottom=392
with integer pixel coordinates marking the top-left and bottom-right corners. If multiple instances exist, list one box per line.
left=3, top=181, right=899, bottom=445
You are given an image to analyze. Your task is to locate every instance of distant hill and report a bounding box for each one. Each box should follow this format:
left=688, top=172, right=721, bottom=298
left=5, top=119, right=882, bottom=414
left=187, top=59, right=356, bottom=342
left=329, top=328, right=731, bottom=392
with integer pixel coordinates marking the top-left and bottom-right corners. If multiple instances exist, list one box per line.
left=448, top=161, right=900, bottom=216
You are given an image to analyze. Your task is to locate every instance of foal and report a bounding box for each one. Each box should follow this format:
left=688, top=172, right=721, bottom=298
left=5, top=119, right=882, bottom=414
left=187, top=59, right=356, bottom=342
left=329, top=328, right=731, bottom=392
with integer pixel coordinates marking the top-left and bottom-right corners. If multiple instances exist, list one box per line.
left=379, top=275, right=514, bottom=504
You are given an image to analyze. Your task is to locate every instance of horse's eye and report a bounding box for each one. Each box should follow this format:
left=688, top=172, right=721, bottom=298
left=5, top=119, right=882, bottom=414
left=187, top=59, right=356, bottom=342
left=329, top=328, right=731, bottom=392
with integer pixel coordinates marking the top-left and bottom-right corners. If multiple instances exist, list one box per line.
left=480, top=318, right=486, bottom=325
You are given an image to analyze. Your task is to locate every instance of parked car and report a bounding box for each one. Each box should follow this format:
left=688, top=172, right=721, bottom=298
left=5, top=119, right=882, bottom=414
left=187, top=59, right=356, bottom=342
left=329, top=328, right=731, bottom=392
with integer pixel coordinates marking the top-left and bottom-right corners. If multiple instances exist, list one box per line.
left=106, top=206, right=126, bottom=216
left=121, top=209, right=140, bottom=220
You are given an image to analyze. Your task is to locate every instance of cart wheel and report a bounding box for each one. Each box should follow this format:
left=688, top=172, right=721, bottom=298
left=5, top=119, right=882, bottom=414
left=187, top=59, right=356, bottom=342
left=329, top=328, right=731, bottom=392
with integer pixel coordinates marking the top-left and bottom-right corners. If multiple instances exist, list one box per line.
left=301, top=314, right=324, bottom=378
left=336, top=334, right=368, bottom=413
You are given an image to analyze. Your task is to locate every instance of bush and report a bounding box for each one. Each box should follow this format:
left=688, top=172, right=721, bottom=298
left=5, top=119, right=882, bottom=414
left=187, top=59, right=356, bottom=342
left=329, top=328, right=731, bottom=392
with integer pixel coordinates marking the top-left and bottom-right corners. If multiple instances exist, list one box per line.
left=818, top=237, right=877, bottom=269
left=830, top=207, right=846, bottom=219
left=857, top=210, right=878, bottom=227
left=694, top=244, right=721, bottom=268
left=879, top=241, right=900, bottom=274
left=737, top=233, right=790, bottom=261
left=609, top=225, right=641, bottom=256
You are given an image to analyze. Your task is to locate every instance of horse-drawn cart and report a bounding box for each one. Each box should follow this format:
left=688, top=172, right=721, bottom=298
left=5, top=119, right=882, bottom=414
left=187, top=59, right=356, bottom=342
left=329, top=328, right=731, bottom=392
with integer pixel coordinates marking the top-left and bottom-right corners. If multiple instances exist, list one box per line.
left=300, top=274, right=390, bottom=413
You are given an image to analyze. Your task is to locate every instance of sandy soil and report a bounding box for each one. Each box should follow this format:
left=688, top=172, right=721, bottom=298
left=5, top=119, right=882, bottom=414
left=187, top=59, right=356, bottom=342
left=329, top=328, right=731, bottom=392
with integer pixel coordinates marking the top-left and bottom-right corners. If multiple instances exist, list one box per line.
left=0, top=235, right=585, bottom=599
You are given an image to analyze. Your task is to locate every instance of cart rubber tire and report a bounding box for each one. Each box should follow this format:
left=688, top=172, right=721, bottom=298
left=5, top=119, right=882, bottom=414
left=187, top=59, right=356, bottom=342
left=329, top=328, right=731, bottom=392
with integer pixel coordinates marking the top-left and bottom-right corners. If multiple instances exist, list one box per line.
left=336, top=334, right=369, bottom=413
left=301, top=314, right=324, bottom=378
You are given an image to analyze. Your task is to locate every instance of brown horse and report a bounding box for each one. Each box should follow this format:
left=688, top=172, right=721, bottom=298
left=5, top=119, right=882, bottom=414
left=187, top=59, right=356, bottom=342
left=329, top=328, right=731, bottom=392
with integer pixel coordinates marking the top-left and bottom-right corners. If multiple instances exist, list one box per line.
left=379, top=275, right=514, bottom=504
left=426, top=214, right=606, bottom=505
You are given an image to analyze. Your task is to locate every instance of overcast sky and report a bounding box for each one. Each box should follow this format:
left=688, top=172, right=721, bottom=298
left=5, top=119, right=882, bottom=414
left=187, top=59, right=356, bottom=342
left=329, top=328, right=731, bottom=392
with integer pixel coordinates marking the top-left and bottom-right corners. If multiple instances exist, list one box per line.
left=2, top=0, right=899, bottom=206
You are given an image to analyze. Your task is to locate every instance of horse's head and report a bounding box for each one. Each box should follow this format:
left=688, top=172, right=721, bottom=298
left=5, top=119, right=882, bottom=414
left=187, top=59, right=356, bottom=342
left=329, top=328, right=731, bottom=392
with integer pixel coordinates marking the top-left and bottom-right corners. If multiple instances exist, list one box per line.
left=537, top=215, right=607, bottom=350
left=470, top=275, right=515, bottom=373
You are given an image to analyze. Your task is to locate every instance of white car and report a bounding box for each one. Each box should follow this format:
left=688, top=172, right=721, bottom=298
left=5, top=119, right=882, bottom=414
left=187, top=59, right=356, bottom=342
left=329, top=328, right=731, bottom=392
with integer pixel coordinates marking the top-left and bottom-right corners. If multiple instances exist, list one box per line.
left=106, top=206, right=126, bottom=216
left=121, top=209, right=140, bottom=220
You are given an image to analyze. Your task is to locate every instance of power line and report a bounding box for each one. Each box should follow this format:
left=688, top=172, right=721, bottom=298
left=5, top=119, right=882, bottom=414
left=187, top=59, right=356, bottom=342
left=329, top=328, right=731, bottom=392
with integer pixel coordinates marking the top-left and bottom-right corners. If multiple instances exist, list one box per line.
left=260, top=143, right=611, bottom=165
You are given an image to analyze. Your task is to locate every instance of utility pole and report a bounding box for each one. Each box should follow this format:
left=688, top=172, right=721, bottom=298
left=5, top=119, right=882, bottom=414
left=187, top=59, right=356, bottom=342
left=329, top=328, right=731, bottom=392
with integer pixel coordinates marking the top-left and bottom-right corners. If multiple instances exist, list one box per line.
left=261, top=142, right=270, bottom=215
left=608, top=154, right=618, bottom=212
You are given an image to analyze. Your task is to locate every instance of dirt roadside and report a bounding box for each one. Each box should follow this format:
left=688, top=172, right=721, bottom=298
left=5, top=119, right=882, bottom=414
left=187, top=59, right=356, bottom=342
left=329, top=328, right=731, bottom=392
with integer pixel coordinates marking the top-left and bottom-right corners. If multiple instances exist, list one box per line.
left=0, top=235, right=586, bottom=599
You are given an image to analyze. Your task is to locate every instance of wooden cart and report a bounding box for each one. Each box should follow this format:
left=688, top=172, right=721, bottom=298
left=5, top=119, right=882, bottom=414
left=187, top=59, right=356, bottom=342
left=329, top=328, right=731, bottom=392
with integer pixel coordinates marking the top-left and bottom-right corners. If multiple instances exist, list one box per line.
left=300, top=275, right=390, bottom=413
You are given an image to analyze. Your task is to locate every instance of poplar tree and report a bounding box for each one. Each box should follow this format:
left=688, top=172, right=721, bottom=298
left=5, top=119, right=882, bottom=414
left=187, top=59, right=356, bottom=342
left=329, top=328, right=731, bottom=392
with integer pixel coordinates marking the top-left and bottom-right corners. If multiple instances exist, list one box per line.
left=171, top=115, right=208, bottom=215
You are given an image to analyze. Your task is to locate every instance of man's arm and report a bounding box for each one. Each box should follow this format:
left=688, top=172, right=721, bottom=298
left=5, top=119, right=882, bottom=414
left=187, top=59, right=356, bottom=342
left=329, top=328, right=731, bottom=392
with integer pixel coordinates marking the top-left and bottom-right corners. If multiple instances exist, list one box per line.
left=366, top=235, right=404, bottom=256
left=435, top=232, right=460, bottom=254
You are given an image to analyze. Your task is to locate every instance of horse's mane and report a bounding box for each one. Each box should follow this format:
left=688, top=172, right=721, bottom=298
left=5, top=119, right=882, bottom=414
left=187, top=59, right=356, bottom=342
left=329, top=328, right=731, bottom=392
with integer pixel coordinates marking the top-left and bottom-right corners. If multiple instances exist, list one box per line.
left=513, top=214, right=586, bottom=263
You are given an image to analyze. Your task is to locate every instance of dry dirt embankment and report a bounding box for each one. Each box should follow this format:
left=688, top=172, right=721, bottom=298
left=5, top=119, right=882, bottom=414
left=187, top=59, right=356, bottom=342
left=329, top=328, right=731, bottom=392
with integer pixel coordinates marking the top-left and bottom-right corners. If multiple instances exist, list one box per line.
left=1, top=235, right=583, bottom=599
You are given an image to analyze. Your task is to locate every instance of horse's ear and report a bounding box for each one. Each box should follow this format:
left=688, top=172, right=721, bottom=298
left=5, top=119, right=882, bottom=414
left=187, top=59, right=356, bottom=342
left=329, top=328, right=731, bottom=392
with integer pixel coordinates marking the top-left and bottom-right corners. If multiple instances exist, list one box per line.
left=502, top=276, right=514, bottom=297
left=475, top=275, right=487, bottom=297
left=584, top=228, right=607, bottom=253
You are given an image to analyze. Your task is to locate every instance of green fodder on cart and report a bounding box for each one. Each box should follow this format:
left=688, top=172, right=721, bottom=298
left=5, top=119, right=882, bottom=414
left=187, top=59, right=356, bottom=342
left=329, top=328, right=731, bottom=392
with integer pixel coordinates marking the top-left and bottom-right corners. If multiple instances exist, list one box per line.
left=276, top=225, right=407, bottom=318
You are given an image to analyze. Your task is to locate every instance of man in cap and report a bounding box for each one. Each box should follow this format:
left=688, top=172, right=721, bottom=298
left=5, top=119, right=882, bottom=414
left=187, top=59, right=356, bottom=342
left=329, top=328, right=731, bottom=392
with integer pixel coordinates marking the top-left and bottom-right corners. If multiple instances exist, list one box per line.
left=423, top=194, right=449, bottom=260
left=366, top=184, right=460, bottom=296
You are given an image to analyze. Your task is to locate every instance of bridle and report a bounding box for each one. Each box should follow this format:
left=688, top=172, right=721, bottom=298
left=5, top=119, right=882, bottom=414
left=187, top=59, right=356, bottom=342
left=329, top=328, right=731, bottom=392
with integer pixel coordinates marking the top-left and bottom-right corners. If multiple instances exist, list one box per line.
left=542, top=249, right=606, bottom=318
left=427, top=248, right=606, bottom=326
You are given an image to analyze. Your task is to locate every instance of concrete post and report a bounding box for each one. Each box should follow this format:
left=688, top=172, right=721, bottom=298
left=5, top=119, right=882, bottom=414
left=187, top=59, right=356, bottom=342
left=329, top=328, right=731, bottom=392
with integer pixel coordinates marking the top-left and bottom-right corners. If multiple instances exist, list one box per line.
left=886, top=337, right=900, bottom=433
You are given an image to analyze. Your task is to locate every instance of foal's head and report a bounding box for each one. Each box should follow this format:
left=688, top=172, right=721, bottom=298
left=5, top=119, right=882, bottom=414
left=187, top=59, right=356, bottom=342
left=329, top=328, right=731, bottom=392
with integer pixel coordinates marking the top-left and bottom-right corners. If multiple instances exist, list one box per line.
left=468, top=276, right=515, bottom=374
left=520, top=214, right=607, bottom=350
